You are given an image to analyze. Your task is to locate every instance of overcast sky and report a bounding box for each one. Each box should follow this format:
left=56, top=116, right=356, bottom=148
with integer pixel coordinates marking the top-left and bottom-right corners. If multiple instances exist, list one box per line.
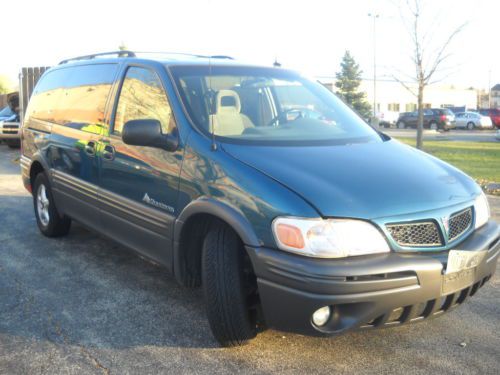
left=1, top=0, right=497, bottom=89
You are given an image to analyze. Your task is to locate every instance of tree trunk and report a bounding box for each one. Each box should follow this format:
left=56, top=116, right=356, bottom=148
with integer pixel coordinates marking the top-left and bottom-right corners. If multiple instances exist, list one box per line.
left=416, top=83, right=424, bottom=150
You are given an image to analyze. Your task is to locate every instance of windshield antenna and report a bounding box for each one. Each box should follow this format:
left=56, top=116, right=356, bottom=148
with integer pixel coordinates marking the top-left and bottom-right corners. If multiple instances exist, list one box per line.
left=209, top=55, right=217, bottom=151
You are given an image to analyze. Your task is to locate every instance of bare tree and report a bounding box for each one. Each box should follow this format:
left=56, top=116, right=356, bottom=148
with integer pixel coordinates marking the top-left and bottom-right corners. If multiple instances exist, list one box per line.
left=393, top=0, right=466, bottom=149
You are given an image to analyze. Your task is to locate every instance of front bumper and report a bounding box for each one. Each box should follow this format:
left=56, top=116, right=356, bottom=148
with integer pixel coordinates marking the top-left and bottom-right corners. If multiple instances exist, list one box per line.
left=0, top=121, right=20, bottom=139
left=247, top=220, right=499, bottom=336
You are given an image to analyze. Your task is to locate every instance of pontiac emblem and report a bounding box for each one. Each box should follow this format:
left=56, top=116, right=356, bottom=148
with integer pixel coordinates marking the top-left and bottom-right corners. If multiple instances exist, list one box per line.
left=442, top=216, right=450, bottom=236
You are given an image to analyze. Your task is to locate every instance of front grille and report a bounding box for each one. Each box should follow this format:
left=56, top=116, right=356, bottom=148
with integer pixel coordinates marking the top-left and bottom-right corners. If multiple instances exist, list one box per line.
left=386, top=221, right=443, bottom=247
left=1, top=124, right=19, bottom=135
left=448, top=208, right=472, bottom=242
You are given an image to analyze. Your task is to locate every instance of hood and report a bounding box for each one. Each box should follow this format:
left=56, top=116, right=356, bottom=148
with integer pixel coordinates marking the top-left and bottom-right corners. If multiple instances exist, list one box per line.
left=221, top=139, right=480, bottom=219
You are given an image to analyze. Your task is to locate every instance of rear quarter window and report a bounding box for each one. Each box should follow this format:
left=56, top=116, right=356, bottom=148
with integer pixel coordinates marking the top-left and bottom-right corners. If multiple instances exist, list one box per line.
left=26, top=64, right=118, bottom=134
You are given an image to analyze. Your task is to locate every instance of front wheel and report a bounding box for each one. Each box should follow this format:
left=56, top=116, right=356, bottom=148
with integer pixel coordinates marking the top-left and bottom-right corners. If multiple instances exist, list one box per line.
left=5, top=140, right=20, bottom=148
left=429, top=122, right=438, bottom=130
left=202, top=221, right=258, bottom=346
left=397, top=121, right=406, bottom=129
left=467, top=122, right=474, bottom=130
left=33, top=173, right=71, bottom=237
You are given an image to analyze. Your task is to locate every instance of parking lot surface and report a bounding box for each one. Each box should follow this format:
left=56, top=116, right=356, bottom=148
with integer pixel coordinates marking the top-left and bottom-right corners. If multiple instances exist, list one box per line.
left=0, top=144, right=499, bottom=375
left=384, top=128, right=499, bottom=142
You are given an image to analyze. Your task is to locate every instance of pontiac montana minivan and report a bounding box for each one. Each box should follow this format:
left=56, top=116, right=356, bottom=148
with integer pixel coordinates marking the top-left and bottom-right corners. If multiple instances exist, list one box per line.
left=20, top=51, right=499, bottom=347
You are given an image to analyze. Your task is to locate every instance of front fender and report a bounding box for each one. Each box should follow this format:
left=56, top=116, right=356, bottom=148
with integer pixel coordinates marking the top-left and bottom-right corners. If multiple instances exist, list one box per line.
left=172, top=197, right=261, bottom=285
left=174, top=197, right=260, bottom=246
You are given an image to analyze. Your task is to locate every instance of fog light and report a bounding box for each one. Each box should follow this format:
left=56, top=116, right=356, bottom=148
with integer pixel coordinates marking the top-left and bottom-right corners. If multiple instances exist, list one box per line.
left=312, top=306, right=331, bottom=327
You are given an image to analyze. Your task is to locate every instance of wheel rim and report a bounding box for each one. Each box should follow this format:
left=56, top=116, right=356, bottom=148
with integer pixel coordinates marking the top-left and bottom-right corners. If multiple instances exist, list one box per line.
left=36, top=184, right=50, bottom=226
left=430, top=123, right=437, bottom=130
left=398, top=122, right=405, bottom=129
left=468, top=123, right=473, bottom=129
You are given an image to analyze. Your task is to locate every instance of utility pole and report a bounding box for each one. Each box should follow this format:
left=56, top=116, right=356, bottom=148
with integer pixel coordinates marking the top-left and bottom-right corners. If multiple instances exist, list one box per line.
left=488, top=69, right=491, bottom=108
left=368, top=13, right=379, bottom=124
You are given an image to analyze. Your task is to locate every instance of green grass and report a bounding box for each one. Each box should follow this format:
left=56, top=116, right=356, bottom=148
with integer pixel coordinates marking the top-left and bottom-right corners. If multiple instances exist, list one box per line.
left=395, top=138, right=500, bottom=183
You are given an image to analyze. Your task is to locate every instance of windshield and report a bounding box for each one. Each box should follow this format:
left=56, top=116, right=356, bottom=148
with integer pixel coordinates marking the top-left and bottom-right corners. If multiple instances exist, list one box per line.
left=169, top=65, right=381, bottom=145
left=0, top=106, right=15, bottom=118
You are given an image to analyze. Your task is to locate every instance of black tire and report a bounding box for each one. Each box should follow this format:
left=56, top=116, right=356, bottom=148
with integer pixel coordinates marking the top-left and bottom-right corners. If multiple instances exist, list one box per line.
left=467, top=122, right=474, bottom=130
left=6, top=140, right=20, bottom=148
left=202, top=221, right=257, bottom=347
left=33, top=173, right=71, bottom=237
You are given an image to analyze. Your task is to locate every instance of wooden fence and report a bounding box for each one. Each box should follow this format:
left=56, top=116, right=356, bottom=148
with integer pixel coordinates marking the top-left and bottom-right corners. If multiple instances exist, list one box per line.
left=19, top=66, right=51, bottom=122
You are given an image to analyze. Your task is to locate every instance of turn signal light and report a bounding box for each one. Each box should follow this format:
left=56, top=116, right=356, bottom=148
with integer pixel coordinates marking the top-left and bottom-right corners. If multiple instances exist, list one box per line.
left=275, top=223, right=305, bottom=249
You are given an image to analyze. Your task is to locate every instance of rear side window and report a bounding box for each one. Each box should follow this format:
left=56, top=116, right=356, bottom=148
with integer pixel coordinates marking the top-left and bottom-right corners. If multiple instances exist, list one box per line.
left=27, top=64, right=118, bottom=134
left=113, top=67, right=174, bottom=135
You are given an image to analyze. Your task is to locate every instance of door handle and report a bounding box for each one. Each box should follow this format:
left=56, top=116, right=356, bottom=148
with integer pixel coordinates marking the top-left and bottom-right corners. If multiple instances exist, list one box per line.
left=102, top=145, right=115, bottom=161
left=84, top=141, right=96, bottom=156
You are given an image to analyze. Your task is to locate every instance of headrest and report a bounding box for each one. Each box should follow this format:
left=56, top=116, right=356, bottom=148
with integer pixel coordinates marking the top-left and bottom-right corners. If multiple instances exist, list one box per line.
left=215, top=90, right=241, bottom=114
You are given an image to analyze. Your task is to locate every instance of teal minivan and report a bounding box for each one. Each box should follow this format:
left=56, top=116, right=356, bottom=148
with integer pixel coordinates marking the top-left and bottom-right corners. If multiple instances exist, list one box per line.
left=20, top=51, right=499, bottom=347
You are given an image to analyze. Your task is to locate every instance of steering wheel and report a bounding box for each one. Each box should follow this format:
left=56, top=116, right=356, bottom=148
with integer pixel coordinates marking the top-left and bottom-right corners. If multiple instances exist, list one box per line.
left=266, top=108, right=306, bottom=127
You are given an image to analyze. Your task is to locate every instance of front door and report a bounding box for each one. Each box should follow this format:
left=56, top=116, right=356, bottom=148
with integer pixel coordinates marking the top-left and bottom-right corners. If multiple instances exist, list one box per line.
left=98, top=65, right=183, bottom=268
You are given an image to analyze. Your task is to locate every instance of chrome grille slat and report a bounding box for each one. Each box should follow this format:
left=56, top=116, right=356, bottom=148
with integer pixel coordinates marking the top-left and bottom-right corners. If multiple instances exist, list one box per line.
left=386, top=221, right=442, bottom=247
left=448, top=208, right=472, bottom=242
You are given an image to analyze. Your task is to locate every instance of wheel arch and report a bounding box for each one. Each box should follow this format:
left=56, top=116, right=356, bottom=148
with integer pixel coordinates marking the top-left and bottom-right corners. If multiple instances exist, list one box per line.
left=172, top=197, right=261, bottom=286
left=28, top=154, right=51, bottom=191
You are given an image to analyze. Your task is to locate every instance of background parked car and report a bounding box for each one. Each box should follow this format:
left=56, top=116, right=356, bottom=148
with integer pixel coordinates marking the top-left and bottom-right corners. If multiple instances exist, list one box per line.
left=396, top=108, right=456, bottom=130
left=478, top=108, right=500, bottom=129
left=455, top=111, right=493, bottom=129
left=377, top=111, right=400, bottom=128
left=0, top=92, right=20, bottom=148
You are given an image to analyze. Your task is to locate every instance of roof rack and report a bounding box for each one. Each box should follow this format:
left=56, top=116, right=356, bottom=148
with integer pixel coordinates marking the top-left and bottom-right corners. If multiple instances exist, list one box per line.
left=59, top=50, right=136, bottom=65
left=58, top=51, right=234, bottom=65
left=133, top=51, right=234, bottom=60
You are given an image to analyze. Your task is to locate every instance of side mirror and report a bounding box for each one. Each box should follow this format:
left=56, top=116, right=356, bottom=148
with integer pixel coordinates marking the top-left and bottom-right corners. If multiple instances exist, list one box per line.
left=122, top=119, right=178, bottom=152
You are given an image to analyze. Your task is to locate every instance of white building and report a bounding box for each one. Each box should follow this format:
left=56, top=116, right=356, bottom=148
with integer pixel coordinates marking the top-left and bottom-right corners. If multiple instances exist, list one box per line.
left=321, top=78, right=478, bottom=114
left=487, top=84, right=500, bottom=108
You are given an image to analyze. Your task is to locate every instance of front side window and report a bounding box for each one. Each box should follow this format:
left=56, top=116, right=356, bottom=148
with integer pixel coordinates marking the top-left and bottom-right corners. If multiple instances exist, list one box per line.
left=113, top=67, right=174, bottom=135
left=169, top=65, right=381, bottom=145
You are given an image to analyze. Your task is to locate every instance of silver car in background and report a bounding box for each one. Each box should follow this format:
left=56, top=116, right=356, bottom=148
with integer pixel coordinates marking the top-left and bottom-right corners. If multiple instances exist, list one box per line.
left=455, top=112, right=493, bottom=130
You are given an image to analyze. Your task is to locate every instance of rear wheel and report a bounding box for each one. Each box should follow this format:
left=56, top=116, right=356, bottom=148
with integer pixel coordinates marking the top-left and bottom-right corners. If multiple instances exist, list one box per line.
left=397, top=121, right=406, bottom=129
left=33, top=173, right=71, bottom=237
left=429, top=122, right=438, bottom=130
left=467, top=122, right=474, bottom=130
left=202, top=221, right=258, bottom=347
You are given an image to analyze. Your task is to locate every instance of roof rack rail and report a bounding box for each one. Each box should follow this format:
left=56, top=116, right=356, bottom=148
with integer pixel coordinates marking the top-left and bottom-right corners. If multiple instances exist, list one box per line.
left=208, top=55, right=234, bottom=60
left=132, top=51, right=234, bottom=60
left=59, top=50, right=136, bottom=65
left=58, top=51, right=234, bottom=65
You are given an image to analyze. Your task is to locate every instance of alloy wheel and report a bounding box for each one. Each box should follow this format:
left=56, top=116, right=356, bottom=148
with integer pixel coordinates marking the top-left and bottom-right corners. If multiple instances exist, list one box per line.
left=36, top=184, right=50, bottom=226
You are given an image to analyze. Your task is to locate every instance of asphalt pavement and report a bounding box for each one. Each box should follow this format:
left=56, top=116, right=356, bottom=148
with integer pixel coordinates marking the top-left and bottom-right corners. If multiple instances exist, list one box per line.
left=0, top=144, right=499, bottom=375
left=383, top=128, right=499, bottom=142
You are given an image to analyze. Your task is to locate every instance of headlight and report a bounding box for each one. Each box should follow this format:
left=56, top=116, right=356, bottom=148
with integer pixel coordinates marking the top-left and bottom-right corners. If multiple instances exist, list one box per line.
left=474, top=192, right=490, bottom=229
left=272, top=217, right=390, bottom=258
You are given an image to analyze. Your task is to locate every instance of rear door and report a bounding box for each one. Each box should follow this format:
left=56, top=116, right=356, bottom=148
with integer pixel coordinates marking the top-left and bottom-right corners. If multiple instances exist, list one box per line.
left=98, top=64, right=183, bottom=268
left=27, top=64, right=118, bottom=230
left=455, top=113, right=466, bottom=127
left=408, top=112, right=418, bottom=127
left=423, top=109, right=434, bottom=126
